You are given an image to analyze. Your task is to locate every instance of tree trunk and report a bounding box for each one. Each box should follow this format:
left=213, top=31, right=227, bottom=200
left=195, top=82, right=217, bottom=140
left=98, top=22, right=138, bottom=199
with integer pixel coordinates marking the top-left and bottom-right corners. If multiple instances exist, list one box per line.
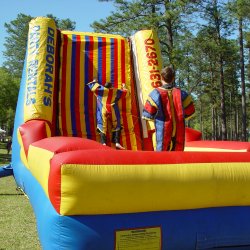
left=235, top=106, right=239, bottom=140
left=229, top=92, right=232, bottom=140
left=200, top=100, right=203, bottom=138
left=217, top=114, right=221, bottom=140
left=239, top=17, right=247, bottom=141
left=212, top=106, right=216, bottom=140
left=215, top=107, right=218, bottom=140
left=213, top=0, right=227, bottom=140
left=219, top=56, right=227, bottom=140
left=164, top=0, right=174, bottom=64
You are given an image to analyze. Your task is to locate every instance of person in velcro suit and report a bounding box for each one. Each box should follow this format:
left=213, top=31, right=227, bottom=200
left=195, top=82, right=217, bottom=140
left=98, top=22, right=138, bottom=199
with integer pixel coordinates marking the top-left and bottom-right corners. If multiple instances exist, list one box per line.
left=87, top=79, right=129, bottom=150
left=142, top=65, right=195, bottom=151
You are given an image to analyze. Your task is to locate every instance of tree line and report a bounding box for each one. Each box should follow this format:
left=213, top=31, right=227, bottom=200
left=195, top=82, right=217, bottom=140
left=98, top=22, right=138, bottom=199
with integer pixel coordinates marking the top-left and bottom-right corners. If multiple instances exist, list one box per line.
left=1, top=0, right=249, bottom=141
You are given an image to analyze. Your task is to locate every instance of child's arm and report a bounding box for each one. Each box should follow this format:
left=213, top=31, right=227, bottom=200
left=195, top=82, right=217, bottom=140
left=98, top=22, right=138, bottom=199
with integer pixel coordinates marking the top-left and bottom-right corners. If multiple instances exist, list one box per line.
left=87, top=80, right=102, bottom=92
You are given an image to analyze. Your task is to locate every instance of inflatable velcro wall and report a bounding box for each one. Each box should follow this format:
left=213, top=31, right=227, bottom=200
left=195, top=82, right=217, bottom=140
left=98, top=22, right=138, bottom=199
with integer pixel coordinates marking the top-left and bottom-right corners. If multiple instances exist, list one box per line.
left=21, top=17, right=142, bottom=150
left=58, top=31, right=142, bottom=150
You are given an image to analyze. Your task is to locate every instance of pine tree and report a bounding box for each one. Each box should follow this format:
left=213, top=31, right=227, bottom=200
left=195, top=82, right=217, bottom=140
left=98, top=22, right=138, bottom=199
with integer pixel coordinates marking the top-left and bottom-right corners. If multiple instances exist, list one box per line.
left=3, top=14, right=76, bottom=79
left=227, top=0, right=250, bottom=141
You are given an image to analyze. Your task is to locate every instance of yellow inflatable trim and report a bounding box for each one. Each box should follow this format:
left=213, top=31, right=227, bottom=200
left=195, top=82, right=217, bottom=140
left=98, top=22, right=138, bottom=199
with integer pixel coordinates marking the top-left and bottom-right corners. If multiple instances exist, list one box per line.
left=61, top=30, right=125, bottom=39
left=59, top=162, right=250, bottom=215
left=28, top=145, right=54, bottom=197
left=185, top=147, right=247, bottom=152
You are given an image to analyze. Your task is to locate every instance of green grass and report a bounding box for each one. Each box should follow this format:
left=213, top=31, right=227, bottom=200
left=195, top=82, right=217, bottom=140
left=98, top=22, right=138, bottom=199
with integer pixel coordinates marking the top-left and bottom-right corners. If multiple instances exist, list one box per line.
left=0, top=145, right=41, bottom=250
left=0, top=142, right=11, bottom=165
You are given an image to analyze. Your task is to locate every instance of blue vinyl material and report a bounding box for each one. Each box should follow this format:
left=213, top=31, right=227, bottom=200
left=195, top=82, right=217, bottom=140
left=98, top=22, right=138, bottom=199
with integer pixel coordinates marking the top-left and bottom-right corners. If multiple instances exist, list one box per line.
left=12, top=56, right=26, bottom=189
left=12, top=162, right=250, bottom=249
left=0, top=164, right=13, bottom=178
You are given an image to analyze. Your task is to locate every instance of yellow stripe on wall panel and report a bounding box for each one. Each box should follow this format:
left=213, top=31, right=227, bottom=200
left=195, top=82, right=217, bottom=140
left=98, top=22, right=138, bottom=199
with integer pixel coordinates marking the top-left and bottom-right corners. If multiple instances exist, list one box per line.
left=79, top=39, right=86, bottom=136
left=106, top=37, right=111, bottom=83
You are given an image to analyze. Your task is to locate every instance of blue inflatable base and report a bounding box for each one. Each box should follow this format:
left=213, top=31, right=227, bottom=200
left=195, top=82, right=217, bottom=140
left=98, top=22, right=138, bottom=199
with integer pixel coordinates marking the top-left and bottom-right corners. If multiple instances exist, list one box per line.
left=12, top=160, right=250, bottom=250
left=0, top=164, right=13, bottom=178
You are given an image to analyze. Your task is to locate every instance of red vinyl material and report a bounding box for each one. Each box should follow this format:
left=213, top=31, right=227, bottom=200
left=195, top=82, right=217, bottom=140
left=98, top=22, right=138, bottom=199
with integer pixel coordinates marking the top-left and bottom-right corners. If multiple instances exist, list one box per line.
left=185, top=127, right=202, bottom=142
left=19, top=120, right=49, bottom=156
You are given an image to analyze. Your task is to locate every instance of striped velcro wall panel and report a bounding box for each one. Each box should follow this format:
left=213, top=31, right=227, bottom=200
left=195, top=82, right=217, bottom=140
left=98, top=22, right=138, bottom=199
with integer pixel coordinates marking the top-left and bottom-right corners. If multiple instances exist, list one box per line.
left=58, top=31, right=142, bottom=150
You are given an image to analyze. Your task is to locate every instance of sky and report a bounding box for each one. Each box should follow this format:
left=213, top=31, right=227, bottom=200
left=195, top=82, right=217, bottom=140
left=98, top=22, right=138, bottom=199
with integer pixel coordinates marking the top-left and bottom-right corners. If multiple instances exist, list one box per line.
left=0, top=0, right=115, bottom=66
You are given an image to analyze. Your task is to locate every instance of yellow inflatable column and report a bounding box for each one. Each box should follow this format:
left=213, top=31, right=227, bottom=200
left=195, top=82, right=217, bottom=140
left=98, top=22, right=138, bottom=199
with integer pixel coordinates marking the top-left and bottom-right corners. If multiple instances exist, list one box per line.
left=24, top=17, right=57, bottom=131
left=131, top=30, right=163, bottom=148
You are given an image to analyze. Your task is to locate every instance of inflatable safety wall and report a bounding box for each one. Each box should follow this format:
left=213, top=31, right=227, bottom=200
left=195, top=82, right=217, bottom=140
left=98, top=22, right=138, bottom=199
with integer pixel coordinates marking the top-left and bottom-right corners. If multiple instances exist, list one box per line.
left=131, top=30, right=163, bottom=149
left=24, top=17, right=58, bottom=132
left=13, top=17, right=58, bottom=186
left=12, top=17, right=250, bottom=250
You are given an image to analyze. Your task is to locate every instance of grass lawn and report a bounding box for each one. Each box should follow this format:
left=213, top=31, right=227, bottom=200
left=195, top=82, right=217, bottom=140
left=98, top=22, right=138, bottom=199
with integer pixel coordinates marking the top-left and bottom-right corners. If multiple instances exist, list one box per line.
left=0, top=144, right=41, bottom=249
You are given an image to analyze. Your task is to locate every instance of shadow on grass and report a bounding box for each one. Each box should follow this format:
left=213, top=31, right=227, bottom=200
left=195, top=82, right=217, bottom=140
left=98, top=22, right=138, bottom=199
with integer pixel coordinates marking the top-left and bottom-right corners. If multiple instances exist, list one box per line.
left=0, top=193, right=24, bottom=196
left=0, top=153, right=11, bottom=164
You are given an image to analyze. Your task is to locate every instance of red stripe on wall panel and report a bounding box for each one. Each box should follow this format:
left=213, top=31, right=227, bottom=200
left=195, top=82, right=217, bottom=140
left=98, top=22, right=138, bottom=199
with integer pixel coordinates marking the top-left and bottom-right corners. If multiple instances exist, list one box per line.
left=87, top=36, right=96, bottom=140
left=75, top=35, right=82, bottom=137
left=61, top=34, right=68, bottom=136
